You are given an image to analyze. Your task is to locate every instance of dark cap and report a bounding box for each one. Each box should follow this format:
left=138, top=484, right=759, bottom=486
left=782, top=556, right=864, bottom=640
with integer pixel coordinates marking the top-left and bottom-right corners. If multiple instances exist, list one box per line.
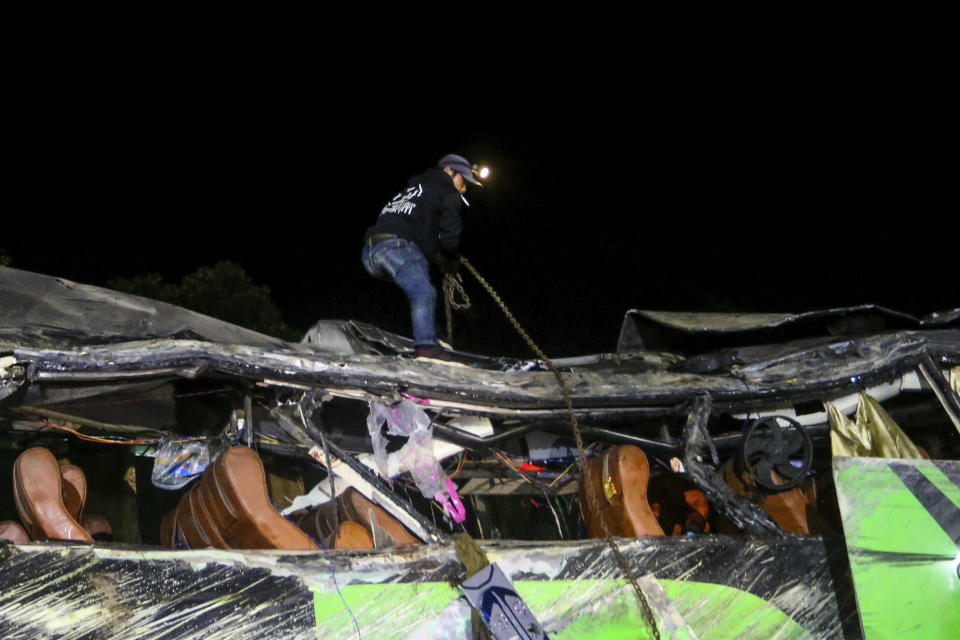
left=437, top=153, right=481, bottom=185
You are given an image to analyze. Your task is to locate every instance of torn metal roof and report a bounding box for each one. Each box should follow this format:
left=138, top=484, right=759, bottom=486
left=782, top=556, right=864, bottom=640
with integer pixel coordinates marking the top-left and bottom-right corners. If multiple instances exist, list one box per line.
left=0, top=266, right=290, bottom=350
left=3, top=266, right=959, bottom=421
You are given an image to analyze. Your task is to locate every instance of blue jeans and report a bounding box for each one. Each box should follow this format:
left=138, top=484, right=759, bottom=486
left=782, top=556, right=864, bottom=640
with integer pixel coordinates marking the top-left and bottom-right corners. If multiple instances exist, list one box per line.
left=361, top=237, right=437, bottom=346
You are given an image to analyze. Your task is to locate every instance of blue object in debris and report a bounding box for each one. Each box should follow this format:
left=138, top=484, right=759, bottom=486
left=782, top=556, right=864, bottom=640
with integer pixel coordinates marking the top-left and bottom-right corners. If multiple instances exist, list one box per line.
left=459, top=563, right=551, bottom=640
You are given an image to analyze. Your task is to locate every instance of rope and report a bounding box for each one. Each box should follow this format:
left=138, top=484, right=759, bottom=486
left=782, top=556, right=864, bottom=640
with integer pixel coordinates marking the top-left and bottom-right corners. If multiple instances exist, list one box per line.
left=455, top=532, right=494, bottom=640
left=459, top=255, right=662, bottom=640
left=455, top=531, right=491, bottom=576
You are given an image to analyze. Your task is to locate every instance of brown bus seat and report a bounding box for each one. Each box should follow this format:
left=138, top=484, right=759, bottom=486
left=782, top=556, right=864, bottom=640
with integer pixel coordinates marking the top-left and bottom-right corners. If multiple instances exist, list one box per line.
left=12, top=447, right=92, bottom=542
left=296, top=488, right=421, bottom=549
left=162, top=446, right=318, bottom=550
left=0, top=520, right=30, bottom=544
left=580, top=445, right=664, bottom=538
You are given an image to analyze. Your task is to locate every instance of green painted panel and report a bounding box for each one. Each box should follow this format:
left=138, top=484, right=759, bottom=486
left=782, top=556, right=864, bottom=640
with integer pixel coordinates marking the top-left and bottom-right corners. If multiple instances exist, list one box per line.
left=312, top=578, right=806, bottom=639
left=918, top=465, right=960, bottom=511
left=524, top=580, right=805, bottom=640
left=312, top=582, right=460, bottom=638
left=835, top=456, right=960, bottom=640
left=663, top=581, right=806, bottom=640
left=846, top=552, right=960, bottom=640
left=835, top=458, right=958, bottom=555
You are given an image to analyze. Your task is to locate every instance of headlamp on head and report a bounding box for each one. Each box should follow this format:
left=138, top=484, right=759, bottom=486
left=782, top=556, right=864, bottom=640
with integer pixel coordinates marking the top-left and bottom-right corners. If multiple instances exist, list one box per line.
left=437, top=154, right=491, bottom=187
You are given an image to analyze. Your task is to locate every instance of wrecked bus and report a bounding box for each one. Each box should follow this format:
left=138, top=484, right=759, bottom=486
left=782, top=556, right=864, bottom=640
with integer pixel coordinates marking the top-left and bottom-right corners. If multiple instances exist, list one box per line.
left=1, top=266, right=958, bottom=639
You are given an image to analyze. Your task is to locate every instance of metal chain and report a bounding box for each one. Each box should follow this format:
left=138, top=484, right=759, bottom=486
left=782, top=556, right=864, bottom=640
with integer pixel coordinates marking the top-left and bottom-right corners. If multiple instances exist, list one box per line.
left=442, top=272, right=471, bottom=347
left=442, top=272, right=471, bottom=311
left=459, top=256, right=661, bottom=640
left=445, top=294, right=453, bottom=347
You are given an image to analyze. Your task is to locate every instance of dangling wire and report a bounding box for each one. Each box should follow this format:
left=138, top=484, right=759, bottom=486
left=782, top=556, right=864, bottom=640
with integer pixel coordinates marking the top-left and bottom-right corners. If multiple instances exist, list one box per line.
left=295, top=394, right=360, bottom=639
left=298, top=396, right=339, bottom=535
left=542, top=488, right=565, bottom=540
left=321, top=542, right=362, bottom=640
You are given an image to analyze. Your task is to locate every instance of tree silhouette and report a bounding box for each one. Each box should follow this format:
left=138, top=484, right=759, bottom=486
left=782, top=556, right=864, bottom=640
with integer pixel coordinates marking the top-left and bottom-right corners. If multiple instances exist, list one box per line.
left=109, top=261, right=297, bottom=340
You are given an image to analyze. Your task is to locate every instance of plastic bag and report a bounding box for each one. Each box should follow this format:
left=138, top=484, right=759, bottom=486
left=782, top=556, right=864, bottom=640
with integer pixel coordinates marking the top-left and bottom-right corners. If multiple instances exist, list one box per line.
left=151, top=438, right=212, bottom=490
left=366, top=398, right=433, bottom=476
left=367, top=399, right=465, bottom=522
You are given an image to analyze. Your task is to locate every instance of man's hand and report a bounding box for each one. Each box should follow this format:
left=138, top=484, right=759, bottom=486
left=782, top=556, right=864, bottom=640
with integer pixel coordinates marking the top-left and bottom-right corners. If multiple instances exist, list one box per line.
left=436, top=251, right=462, bottom=275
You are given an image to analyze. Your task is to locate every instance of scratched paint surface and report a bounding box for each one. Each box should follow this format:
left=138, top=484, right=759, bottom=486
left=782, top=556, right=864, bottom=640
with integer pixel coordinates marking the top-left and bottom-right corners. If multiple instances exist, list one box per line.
left=0, top=534, right=853, bottom=639
left=834, top=456, right=960, bottom=640
left=0, top=546, right=316, bottom=640
left=312, top=578, right=810, bottom=639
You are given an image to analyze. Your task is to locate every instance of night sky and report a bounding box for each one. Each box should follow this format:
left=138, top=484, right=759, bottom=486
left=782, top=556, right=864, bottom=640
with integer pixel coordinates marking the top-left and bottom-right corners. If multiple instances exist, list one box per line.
left=6, top=59, right=954, bottom=358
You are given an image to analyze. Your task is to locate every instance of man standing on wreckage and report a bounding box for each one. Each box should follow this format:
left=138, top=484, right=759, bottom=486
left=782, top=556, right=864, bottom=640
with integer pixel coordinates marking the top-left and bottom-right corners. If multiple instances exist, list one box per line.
left=362, top=153, right=481, bottom=363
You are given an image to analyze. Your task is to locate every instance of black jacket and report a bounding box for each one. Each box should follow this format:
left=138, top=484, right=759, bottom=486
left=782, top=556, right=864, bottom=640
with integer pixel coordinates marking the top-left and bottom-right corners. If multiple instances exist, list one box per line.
left=364, top=167, right=463, bottom=260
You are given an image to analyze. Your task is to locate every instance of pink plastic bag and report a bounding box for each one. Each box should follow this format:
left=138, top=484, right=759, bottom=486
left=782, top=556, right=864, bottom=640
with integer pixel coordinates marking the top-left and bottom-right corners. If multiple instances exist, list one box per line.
left=366, top=399, right=465, bottom=523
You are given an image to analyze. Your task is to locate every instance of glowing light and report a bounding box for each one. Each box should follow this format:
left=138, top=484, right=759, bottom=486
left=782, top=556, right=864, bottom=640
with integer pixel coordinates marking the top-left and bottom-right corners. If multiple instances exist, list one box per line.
left=472, top=164, right=492, bottom=183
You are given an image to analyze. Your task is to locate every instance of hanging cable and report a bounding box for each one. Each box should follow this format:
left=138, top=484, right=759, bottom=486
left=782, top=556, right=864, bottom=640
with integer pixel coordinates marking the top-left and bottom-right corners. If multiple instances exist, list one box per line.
left=292, top=395, right=359, bottom=638
left=297, top=395, right=338, bottom=535
left=320, top=542, right=362, bottom=640
left=31, top=418, right=200, bottom=446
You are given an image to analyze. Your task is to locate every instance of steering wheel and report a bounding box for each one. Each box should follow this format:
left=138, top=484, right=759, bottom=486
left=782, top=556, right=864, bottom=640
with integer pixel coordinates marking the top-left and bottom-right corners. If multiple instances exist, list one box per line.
left=739, top=416, right=813, bottom=491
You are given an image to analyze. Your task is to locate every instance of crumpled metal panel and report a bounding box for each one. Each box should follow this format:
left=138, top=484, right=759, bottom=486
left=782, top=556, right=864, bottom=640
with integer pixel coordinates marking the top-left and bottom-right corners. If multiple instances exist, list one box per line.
left=0, top=544, right=316, bottom=639
left=4, top=267, right=959, bottom=418
left=625, top=307, right=937, bottom=334
left=0, top=266, right=290, bottom=350
left=616, top=306, right=933, bottom=354
left=300, top=320, right=378, bottom=356
left=10, top=328, right=960, bottom=416
left=834, top=456, right=960, bottom=639
left=0, top=535, right=858, bottom=639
